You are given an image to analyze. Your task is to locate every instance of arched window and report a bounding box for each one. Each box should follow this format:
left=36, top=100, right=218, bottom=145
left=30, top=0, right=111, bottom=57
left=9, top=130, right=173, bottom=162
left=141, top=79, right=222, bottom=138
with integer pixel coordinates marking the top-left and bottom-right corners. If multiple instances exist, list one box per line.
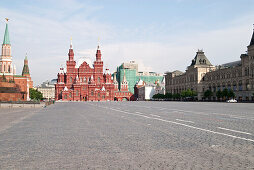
left=239, top=80, right=242, bottom=91
left=246, top=79, right=250, bottom=90
left=3, top=64, right=6, bottom=72
left=217, top=84, right=221, bottom=91
left=227, top=83, right=231, bottom=90
left=233, top=81, right=237, bottom=91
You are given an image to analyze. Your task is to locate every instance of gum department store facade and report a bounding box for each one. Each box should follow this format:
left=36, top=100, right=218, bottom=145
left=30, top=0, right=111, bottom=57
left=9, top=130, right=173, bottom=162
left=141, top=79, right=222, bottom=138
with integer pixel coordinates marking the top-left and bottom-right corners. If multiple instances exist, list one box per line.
left=165, top=28, right=254, bottom=101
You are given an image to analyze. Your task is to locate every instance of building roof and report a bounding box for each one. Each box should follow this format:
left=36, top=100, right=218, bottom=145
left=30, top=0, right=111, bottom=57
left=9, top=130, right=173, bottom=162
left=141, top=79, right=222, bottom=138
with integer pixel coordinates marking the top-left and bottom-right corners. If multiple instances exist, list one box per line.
left=76, top=57, right=93, bottom=68
left=221, top=60, right=241, bottom=68
left=250, top=28, right=254, bottom=46
left=3, top=23, right=10, bottom=45
left=191, top=50, right=212, bottom=66
left=137, top=79, right=144, bottom=86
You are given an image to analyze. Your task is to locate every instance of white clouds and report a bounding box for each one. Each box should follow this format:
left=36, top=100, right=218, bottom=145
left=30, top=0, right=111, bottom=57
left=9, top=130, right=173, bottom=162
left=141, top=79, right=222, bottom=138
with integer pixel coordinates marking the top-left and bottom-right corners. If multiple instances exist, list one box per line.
left=0, top=1, right=253, bottom=86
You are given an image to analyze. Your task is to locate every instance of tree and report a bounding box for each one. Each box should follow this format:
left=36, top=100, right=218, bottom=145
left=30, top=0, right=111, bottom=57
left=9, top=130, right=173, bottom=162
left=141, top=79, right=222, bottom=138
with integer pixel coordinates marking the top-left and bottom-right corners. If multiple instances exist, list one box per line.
left=165, top=93, right=172, bottom=99
left=228, top=89, right=235, bottom=99
left=29, top=88, right=43, bottom=101
left=180, top=89, right=197, bottom=100
left=204, top=90, right=213, bottom=100
left=173, top=93, right=181, bottom=100
left=222, top=89, right=229, bottom=100
left=152, top=93, right=165, bottom=100
left=216, top=90, right=222, bottom=101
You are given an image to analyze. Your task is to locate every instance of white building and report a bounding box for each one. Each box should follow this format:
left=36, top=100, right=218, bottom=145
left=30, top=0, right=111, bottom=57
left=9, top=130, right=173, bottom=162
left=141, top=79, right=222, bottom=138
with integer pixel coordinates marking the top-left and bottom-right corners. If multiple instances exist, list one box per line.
left=137, top=78, right=165, bottom=100
left=37, top=79, right=56, bottom=100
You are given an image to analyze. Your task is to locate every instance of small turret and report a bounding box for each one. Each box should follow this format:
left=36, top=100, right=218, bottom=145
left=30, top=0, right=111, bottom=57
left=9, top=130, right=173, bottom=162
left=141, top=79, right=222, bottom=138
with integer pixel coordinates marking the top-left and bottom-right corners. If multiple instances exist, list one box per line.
left=96, top=45, right=102, bottom=61
left=22, top=54, right=30, bottom=77
left=121, top=70, right=128, bottom=91
left=68, top=37, right=74, bottom=61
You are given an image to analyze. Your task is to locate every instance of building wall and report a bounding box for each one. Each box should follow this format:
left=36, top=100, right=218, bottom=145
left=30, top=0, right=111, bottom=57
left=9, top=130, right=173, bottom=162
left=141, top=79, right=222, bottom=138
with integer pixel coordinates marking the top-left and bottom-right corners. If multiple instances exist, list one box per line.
left=37, top=87, right=55, bottom=100
left=116, top=65, right=163, bottom=94
left=165, top=34, right=254, bottom=101
left=138, top=86, right=156, bottom=100
left=0, top=81, right=24, bottom=101
left=55, top=46, right=115, bottom=101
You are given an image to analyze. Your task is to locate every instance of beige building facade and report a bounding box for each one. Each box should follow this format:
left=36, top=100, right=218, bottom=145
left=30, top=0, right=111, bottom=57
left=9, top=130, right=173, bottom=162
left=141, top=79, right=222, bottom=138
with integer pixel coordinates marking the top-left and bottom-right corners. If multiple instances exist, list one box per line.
left=165, top=29, right=254, bottom=101
left=37, top=80, right=56, bottom=100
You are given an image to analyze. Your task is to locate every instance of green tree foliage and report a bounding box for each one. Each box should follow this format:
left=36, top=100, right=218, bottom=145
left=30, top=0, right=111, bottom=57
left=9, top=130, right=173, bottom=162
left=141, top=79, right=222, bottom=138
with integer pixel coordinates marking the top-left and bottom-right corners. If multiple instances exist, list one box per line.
left=29, top=88, right=43, bottom=101
left=164, top=93, right=172, bottom=99
left=204, top=90, right=213, bottom=99
left=181, top=89, right=197, bottom=98
left=222, top=89, right=229, bottom=99
left=152, top=93, right=165, bottom=99
left=216, top=90, right=222, bottom=100
left=173, top=93, right=181, bottom=99
left=228, top=89, right=235, bottom=99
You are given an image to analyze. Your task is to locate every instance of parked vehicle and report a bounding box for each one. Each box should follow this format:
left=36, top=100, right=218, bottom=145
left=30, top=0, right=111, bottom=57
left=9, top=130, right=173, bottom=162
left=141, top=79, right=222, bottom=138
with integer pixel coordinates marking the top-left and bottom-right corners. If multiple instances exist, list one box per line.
left=227, top=99, right=237, bottom=103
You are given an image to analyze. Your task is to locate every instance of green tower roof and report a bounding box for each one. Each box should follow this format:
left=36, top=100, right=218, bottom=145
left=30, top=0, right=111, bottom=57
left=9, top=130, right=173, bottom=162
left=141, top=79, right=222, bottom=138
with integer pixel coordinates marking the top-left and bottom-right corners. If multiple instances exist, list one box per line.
left=3, top=23, right=10, bottom=45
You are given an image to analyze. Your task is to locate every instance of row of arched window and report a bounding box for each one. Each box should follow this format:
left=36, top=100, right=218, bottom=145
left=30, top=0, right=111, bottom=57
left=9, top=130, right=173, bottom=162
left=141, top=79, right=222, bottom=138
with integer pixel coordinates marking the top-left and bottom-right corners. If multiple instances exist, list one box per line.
left=0, top=63, right=11, bottom=73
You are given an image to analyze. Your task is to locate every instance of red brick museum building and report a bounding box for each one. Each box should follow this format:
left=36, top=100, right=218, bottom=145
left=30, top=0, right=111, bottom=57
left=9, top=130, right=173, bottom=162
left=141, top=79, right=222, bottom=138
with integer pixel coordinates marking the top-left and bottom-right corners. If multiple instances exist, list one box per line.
left=55, top=41, right=132, bottom=101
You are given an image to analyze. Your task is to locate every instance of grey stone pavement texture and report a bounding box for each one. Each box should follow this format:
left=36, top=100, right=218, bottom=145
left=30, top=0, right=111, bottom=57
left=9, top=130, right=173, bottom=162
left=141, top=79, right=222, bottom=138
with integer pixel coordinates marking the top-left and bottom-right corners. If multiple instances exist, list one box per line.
left=0, top=101, right=254, bottom=169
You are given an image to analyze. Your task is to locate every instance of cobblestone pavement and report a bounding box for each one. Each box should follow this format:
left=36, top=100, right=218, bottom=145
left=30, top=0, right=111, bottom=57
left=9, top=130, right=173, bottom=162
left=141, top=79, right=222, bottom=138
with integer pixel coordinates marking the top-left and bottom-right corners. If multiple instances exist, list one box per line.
left=0, top=102, right=254, bottom=169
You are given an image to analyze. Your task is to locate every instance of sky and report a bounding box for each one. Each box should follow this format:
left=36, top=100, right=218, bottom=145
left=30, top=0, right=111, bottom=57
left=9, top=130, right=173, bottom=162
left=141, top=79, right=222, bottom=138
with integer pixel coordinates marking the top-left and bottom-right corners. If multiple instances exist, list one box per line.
left=0, top=0, right=254, bottom=85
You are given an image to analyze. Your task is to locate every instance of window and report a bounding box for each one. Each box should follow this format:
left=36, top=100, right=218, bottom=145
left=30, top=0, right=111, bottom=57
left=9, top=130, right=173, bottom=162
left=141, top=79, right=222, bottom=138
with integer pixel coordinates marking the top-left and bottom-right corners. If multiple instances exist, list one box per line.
left=76, top=90, right=79, bottom=96
left=98, top=93, right=100, bottom=98
left=70, top=77, right=72, bottom=83
left=98, top=77, right=100, bottom=83
left=233, top=83, right=237, bottom=91
left=239, top=81, right=242, bottom=91
left=217, top=85, right=221, bottom=91
left=69, top=93, right=72, bottom=98
left=91, top=90, right=94, bottom=96
left=64, top=95, right=67, bottom=99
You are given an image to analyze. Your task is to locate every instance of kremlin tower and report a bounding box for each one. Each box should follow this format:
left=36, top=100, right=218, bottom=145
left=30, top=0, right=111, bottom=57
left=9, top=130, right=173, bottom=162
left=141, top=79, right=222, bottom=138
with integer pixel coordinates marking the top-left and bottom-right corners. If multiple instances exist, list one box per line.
left=0, top=18, right=33, bottom=101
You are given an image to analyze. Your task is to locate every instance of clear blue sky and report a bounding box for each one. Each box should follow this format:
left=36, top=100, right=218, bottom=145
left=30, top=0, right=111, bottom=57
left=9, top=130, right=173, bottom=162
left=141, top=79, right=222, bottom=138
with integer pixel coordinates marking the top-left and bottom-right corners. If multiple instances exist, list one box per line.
left=0, top=0, right=254, bottom=85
